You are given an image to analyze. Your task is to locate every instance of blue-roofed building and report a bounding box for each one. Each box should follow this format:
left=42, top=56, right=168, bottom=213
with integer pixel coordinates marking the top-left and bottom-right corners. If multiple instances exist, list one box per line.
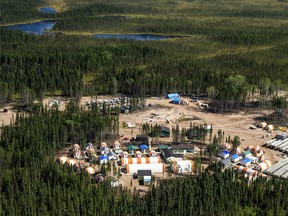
left=100, top=155, right=109, bottom=164
left=231, top=154, right=242, bottom=163
left=171, top=97, right=181, bottom=104
left=139, top=144, right=149, bottom=153
left=240, top=158, right=251, bottom=167
left=166, top=93, right=179, bottom=99
left=219, top=150, right=230, bottom=159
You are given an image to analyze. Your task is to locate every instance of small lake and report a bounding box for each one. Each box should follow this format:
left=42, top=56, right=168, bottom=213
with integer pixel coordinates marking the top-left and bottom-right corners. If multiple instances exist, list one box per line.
left=5, top=20, right=56, bottom=35
left=92, top=34, right=180, bottom=41
left=39, top=7, right=57, bottom=14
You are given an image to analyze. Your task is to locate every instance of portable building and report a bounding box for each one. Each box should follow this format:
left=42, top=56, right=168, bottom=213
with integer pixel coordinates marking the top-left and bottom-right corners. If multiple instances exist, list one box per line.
left=236, top=166, right=258, bottom=177
left=135, top=150, right=142, bottom=158
left=171, top=160, right=194, bottom=174
left=73, top=150, right=82, bottom=159
left=181, top=99, right=189, bottom=105
left=240, top=158, right=251, bottom=167
left=139, top=144, right=149, bottom=153
left=137, top=170, right=152, bottom=186
left=166, top=93, right=179, bottom=99
left=73, top=144, right=80, bottom=151
left=219, top=150, right=230, bottom=159
left=255, top=160, right=272, bottom=171
left=66, top=159, right=75, bottom=166
left=231, top=154, right=242, bottom=163
left=126, top=163, right=164, bottom=174
left=121, top=156, right=161, bottom=166
left=246, top=155, right=258, bottom=164
left=122, top=151, right=129, bottom=158
left=149, top=150, right=158, bottom=157
left=261, top=122, right=267, bottom=129
left=241, top=151, right=252, bottom=158
left=276, top=133, right=288, bottom=140
left=58, top=156, right=68, bottom=164
left=84, top=167, right=96, bottom=175
left=100, top=155, right=108, bottom=164
left=171, top=97, right=181, bottom=104
left=160, top=126, right=170, bottom=137
left=85, top=142, right=93, bottom=150
left=219, top=158, right=232, bottom=168
left=245, top=146, right=260, bottom=154
left=255, top=153, right=266, bottom=161
left=113, top=141, right=121, bottom=149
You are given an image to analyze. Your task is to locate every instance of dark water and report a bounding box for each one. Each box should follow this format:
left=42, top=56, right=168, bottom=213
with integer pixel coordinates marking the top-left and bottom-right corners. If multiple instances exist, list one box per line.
left=5, top=20, right=56, bottom=35
left=39, top=7, right=57, bottom=14
left=92, top=34, right=179, bottom=41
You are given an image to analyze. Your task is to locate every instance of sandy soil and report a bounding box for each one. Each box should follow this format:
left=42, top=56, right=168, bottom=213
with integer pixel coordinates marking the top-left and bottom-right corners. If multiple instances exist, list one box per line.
left=118, top=97, right=282, bottom=163
left=0, top=96, right=282, bottom=163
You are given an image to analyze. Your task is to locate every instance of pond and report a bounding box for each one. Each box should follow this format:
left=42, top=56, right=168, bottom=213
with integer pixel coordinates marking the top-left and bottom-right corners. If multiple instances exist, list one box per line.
left=92, top=34, right=180, bottom=41
left=5, top=20, right=56, bottom=35
left=39, top=7, right=57, bottom=14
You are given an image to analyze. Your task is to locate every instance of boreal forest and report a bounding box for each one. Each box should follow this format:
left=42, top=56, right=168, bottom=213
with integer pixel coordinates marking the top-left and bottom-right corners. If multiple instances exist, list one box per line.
left=1, top=0, right=288, bottom=215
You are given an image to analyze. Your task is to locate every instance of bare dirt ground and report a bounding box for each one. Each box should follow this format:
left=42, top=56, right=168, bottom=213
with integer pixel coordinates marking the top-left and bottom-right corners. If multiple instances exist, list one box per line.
left=117, top=97, right=281, bottom=163
left=0, top=95, right=282, bottom=163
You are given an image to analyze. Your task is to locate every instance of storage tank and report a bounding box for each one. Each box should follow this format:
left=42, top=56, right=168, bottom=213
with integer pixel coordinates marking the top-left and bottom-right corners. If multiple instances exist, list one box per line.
left=126, top=163, right=164, bottom=174
left=121, top=156, right=161, bottom=166
left=255, top=160, right=272, bottom=171
left=171, top=160, right=194, bottom=174
left=84, top=167, right=96, bottom=175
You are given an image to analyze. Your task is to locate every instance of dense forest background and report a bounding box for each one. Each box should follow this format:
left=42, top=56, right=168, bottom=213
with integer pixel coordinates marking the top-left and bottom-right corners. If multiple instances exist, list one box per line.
left=1, top=0, right=288, bottom=214
left=0, top=105, right=287, bottom=215
left=0, top=0, right=288, bottom=110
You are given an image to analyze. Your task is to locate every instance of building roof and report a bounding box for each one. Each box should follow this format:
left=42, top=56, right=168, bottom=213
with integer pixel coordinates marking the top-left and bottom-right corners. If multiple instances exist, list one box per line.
left=231, top=154, right=239, bottom=159
left=220, top=158, right=231, bottom=166
left=161, top=148, right=182, bottom=159
left=167, top=93, right=179, bottom=99
left=160, top=126, right=170, bottom=133
left=127, top=145, right=139, bottom=150
left=100, top=155, right=108, bottom=160
left=222, top=150, right=230, bottom=154
left=171, top=144, right=195, bottom=150
left=243, top=151, right=251, bottom=155
left=158, top=144, right=170, bottom=149
left=137, top=170, right=152, bottom=176
left=139, top=144, right=149, bottom=150
left=242, top=158, right=251, bottom=163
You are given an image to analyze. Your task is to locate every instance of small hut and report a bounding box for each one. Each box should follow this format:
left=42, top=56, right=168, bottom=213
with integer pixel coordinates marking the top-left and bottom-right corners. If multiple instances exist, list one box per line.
left=84, top=167, right=96, bottom=175
left=135, top=151, right=142, bottom=158
left=73, top=144, right=80, bottom=152
left=100, top=155, right=108, bottom=164
left=113, top=141, right=121, bottom=149
left=122, top=151, right=129, bottom=158
left=73, top=150, right=82, bottom=159
left=86, top=142, right=93, bottom=150
left=95, top=174, right=104, bottom=183
left=127, top=145, right=139, bottom=154
left=58, top=156, right=68, bottom=164
left=139, top=144, right=149, bottom=153
left=149, top=150, right=158, bottom=157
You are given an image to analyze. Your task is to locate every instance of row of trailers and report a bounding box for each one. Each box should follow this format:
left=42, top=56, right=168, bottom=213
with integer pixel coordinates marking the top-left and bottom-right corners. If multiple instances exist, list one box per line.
left=264, top=158, right=288, bottom=179
left=264, top=138, right=288, bottom=153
